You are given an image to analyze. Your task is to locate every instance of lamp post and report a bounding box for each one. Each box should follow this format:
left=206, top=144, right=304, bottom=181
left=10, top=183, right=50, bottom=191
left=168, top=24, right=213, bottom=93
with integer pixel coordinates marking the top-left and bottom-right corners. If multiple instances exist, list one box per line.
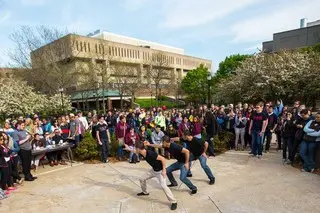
left=177, top=79, right=180, bottom=109
left=207, top=74, right=212, bottom=105
left=58, top=88, right=64, bottom=114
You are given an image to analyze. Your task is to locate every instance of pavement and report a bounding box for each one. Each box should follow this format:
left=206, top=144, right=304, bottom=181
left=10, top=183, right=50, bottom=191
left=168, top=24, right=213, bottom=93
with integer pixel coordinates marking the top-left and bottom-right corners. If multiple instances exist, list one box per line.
left=1, top=150, right=320, bottom=213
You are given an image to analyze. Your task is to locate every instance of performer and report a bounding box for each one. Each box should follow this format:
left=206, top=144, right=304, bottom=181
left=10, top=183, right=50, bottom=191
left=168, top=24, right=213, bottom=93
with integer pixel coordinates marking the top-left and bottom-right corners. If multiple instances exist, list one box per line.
left=124, top=143, right=178, bottom=211
left=145, top=136, right=198, bottom=194
left=182, top=130, right=215, bottom=185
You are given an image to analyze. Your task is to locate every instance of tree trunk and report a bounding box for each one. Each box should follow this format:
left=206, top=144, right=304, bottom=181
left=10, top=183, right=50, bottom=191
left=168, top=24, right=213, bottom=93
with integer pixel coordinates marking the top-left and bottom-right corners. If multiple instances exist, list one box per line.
left=120, top=94, right=123, bottom=110
left=102, top=86, right=106, bottom=114
left=131, top=92, right=135, bottom=109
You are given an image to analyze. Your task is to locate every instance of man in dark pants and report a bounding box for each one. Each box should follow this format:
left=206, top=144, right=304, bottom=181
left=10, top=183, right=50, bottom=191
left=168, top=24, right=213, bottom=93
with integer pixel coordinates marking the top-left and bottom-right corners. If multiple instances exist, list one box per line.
left=96, top=115, right=111, bottom=163
left=183, top=131, right=215, bottom=185
left=290, top=109, right=310, bottom=164
left=12, top=121, right=37, bottom=181
left=204, top=110, right=220, bottom=157
left=264, top=106, right=277, bottom=153
left=145, top=136, right=198, bottom=194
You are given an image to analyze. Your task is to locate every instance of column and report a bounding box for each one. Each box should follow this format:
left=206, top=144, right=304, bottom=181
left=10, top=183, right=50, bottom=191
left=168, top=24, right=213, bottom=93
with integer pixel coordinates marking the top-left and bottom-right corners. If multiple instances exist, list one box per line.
left=171, top=68, right=176, bottom=84
left=107, top=98, right=112, bottom=110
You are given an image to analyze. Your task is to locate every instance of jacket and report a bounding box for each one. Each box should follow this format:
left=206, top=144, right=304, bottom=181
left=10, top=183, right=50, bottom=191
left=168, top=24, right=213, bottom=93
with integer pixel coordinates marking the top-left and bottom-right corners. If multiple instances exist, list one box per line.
left=115, top=122, right=129, bottom=139
left=282, top=119, right=296, bottom=138
left=0, top=145, right=11, bottom=167
left=125, top=132, right=140, bottom=146
left=303, top=120, right=320, bottom=142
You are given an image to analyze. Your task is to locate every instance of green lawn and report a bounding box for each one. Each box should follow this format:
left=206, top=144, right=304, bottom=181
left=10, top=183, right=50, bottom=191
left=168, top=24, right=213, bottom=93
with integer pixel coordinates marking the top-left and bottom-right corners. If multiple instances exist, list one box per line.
left=135, top=98, right=178, bottom=108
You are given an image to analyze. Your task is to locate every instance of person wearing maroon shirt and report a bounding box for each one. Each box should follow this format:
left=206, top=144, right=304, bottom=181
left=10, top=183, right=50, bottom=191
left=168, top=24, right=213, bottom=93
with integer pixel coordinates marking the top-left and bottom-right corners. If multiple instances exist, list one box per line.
left=59, top=116, right=70, bottom=140
left=125, top=127, right=140, bottom=163
left=191, top=116, right=202, bottom=139
left=115, top=115, right=129, bottom=161
left=249, top=102, right=268, bottom=158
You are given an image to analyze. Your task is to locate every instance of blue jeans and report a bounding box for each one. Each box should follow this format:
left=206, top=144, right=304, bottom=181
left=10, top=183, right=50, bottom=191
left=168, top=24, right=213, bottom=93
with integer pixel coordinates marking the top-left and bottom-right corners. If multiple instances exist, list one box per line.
left=300, top=141, right=316, bottom=171
left=189, top=154, right=214, bottom=180
left=100, top=138, right=109, bottom=162
left=166, top=161, right=197, bottom=190
left=252, top=130, right=264, bottom=155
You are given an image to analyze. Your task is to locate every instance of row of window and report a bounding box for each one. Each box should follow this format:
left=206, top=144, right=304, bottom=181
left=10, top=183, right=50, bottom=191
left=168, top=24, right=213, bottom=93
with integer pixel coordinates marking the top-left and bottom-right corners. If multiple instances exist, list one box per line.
left=75, top=40, right=203, bottom=66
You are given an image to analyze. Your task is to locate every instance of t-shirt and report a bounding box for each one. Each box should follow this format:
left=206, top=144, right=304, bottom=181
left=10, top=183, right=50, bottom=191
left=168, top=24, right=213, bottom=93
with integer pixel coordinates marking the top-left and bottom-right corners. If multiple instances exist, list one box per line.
left=267, top=113, right=277, bottom=130
left=167, top=143, right=185, bottom=163
left=60, top=123, right=70, bottom=139
left=69, top=120, right=80, bottom=136
left=186, top=138, right=205, bottom=157
left=251, top=112, right=268, bottom=131
left=12, top=130, right=31, bottom=151
left=96, top=123, right=108, bottom=139
left=145, top=150, right=163, bottom=172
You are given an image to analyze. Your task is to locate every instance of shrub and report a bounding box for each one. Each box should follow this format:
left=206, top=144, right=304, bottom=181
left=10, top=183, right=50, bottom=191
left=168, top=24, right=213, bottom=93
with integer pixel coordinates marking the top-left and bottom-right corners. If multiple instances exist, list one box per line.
left=109, top=133, right=118, bottom=157
left=213, top=130, right=233, bottom=153
left=76, top=132, right=99, bottom=161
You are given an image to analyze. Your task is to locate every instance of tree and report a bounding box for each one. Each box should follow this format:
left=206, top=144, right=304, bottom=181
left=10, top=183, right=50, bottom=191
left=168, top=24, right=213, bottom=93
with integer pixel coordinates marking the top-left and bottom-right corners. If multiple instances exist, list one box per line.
left=146, top=52, right=171, bottom=106
left=181, top=64, right=210, bottom=104
left=8, top=25, right=78, bottom=95
left=111, top=64, right=130, bottom=109
left=212, top=50, right=319, bottom=106
left=215, top=54, right=251, bottom=78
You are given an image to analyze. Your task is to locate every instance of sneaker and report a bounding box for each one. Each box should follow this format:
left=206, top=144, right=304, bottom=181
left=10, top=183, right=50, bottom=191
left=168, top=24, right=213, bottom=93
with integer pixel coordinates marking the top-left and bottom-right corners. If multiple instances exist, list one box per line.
left=301, top=168, right=308, bottom=172
left=167, top=183, right=178, bottom=187
left=187, top=173, right=193, bottom=177
left=137, top=192, right=149, bottom=196
left=4, top=190, right=10, bottom=195
left=17, top=179, right=24, bottom=185
left=209, top=177, right=215, bottom=185
left=191, top=189, right=197, bottom=194
left=248, top=151, right=253, bottom=154
left=7, top=187, right=16, bottom=191
left=311, top=169, right=315, bottom=173
left=257, top=155, right=262, bottom=159
left=171, top=202, right=178, bottom=210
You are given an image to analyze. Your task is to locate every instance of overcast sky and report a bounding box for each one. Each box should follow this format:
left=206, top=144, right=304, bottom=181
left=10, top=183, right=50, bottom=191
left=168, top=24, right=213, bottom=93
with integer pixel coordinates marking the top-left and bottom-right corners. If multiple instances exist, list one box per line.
left=0, top=0, right=319, bottom=71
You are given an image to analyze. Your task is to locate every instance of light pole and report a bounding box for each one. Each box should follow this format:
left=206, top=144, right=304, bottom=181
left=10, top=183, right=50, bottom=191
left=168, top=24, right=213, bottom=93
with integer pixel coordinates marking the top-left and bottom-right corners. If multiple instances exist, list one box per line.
left=177, top=79, right=180, bottom=109
left=58, top=88, right=64, bottom=114
left=207, top=74, right=212, bottom=105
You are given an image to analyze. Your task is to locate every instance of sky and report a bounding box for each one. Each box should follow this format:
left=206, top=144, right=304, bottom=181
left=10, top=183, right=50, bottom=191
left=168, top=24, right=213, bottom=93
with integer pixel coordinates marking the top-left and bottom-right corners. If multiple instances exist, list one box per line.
left=0, top=0, right=319, bottom=72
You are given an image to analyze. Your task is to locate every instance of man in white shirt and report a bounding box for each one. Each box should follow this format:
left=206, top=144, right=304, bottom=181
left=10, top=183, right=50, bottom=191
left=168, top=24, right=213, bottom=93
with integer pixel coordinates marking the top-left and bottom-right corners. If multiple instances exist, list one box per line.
left=77, top=112, right=89, bottom=130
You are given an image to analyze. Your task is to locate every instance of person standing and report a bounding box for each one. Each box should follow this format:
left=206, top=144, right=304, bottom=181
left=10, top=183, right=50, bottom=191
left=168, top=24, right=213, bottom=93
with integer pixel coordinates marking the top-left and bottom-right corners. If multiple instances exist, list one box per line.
left=248, top=102, right=268, bottom=159
left=124, top=143, right=178, bottom=210
left=264, top=106, right=277, bottom=153
left=282, top=112, right=296, bottom=163
left=204, top=110, right=220, bottom=157
left=115, top=115, right=128, bottom=161
left=125, top=127, right=140, bottom=163
left=96, top=116, right=111, bottom=163
left=12, top=121, right=37, bottom=181
left=234, top=111, right=247, bottom=150
left=68, top=114, right=80, bottom=146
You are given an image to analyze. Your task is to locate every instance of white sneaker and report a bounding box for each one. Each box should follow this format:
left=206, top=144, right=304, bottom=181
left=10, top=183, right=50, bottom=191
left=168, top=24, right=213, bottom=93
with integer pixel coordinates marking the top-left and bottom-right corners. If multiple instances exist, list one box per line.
left=257, top=155, right=262, bottom=159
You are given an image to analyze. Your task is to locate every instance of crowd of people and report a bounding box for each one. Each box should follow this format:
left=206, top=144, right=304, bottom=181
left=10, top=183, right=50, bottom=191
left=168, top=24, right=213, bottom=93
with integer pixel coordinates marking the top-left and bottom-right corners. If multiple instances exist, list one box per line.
left=0, top=100, right=319, bottom=202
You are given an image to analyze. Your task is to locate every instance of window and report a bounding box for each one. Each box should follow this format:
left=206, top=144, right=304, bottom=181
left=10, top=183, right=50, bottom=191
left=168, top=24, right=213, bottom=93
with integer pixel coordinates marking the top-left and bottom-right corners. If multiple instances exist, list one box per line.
left=109, top=46, right=112, bottom=55
left=138, top=51, right=140, bottom=59
left=76, top=41, right=79, bottom=51
left=80, top=42, right=83, bottom=51
left=88, top=43, right=90, bottom=52
left=95, top=44, right=98, bottom=53
left=84, top=42, right=87, bottom=52
left=121, top=48, right=123, bottom=57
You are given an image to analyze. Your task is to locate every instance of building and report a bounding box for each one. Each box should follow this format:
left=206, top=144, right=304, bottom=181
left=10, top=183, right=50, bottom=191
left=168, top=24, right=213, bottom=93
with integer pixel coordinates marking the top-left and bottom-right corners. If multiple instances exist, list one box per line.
left=262, top=19, right=320, bottom=53
left=31, top=31, right=211, bottom=109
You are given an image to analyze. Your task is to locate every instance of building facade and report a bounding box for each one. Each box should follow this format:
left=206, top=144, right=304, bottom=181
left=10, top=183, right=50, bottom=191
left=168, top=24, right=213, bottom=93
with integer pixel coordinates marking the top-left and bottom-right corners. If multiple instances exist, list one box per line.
left=262, top=19, right=320, bottom=53
left=31, top=32, right=212, bottom=94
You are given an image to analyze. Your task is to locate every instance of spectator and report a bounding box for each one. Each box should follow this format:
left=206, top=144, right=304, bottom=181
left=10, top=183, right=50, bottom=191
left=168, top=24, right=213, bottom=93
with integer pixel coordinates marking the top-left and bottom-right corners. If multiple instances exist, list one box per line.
left=204, top=109, right=220, bottom=157
left=0, top=121, right=15, bottom=138
left=191, top=116, right=202, bottom=139
left=12, top=121, right=37, bottom=181
left=0, top=134, right=13, bottom=195
left=77, top=111, right=89, bottom=131
left=234, top=111, right=247, bottom=150
left=264, top=106, right=278, bottom=153
left=2, top=132, right=23, bottom=185
left=249, top=102, right=268, bottom=158
left=68, top=113, right=80, bottom=146
left=151, top=126, right=165, bottom=156
left=51, top=120, right=61, bottom=133
left=60, top=116, right=70, bottom=140
left=273, top=100, right=284, bottom=117
left=138, top=125, right=151, bottom=143
left=178, top=116, right=191, bottom=138
left=115, top=115, right=128, bottom=161
left=45, top=132, right=58, bottom=167
left=155, top=111, right=166, bottom=131
left=35, top=120, right=44, bottom=138
left=125, top=127, right=140, bottom=163
left=96, top=116, right=111, bottom=163
left=25, top=118, right=35, bottom=136
left=282, top=112, right=295, bottom=163
left=90, top=115, right=99, bottom=140
left=31, top=134, right=46, bottom=170
left=106, top=110, right=116, bottom=135
left=290, top=109, right=310, bottom=164
left=299, top=112, right=320, bottom=172
left=42, top=118, right=52, bottom=134
left=175, top=113, right=183, bottom=129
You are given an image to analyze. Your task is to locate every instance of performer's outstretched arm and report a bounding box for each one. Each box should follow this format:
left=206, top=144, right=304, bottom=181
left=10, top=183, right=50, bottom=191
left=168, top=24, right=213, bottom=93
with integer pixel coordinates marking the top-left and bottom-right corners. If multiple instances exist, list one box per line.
left=144, top=141, right=162, bottom=148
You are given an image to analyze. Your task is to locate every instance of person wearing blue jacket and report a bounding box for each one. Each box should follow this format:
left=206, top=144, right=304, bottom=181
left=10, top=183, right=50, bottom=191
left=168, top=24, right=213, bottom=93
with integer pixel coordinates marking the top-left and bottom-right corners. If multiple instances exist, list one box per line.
left=273, top=100, right=284, bottom=118
left=300, top=113, right=320, bottom=173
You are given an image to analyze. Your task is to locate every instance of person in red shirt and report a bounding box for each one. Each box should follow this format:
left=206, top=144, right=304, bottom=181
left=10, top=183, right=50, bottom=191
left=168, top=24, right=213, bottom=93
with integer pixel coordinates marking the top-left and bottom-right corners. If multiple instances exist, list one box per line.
left=115, top=115, right=129, bottom=161
left=125, top=128, right=140, bottom=163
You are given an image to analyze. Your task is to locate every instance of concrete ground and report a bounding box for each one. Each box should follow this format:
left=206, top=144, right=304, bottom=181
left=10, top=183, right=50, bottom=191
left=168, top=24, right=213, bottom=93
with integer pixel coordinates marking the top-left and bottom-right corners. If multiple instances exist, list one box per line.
left=1, top=150, right=320, bottom=213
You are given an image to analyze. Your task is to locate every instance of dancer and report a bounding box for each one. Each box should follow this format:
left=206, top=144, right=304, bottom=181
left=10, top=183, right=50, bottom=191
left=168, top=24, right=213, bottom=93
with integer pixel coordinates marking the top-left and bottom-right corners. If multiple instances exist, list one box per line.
left=123, top=143, right=178, bottom=210
left=145, top=136, right=198, bottom=194
left=182, top=131, right=215, bottom=185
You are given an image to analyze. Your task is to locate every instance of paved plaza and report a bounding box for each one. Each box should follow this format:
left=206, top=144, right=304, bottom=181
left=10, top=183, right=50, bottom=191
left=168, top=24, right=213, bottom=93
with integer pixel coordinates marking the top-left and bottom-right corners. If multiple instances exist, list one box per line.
left=1, top=150, right=320, bottom=213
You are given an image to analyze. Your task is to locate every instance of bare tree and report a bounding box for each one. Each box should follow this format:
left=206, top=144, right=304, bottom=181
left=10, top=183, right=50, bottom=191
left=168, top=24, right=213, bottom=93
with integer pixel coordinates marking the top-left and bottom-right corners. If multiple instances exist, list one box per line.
left=123, top=66, right=141, bottom=109
left=145, top=52, right=171, bottom=106
left=8, top=25, right=79, bottom=94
